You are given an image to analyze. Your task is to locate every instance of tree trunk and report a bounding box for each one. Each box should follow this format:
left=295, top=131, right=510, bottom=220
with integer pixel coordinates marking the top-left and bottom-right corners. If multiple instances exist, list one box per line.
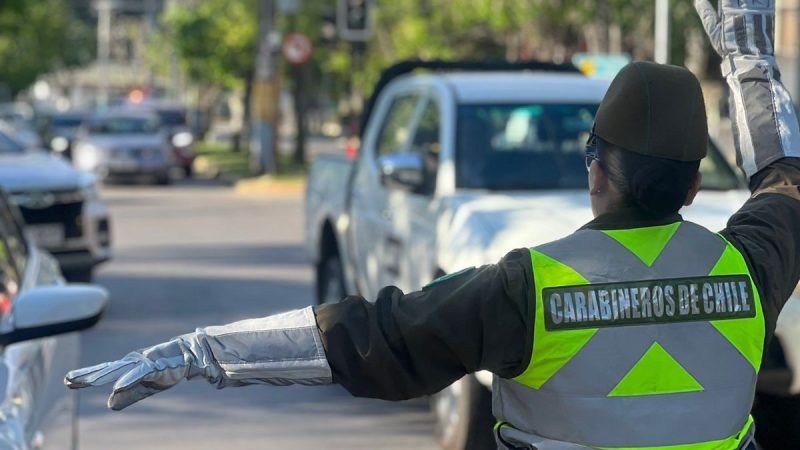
left=236, top=74, right=255, bottom=153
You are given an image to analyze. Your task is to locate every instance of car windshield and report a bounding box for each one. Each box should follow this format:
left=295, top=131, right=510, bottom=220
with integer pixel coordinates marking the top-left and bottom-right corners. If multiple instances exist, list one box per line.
left=456, top=103, right=742, bottom=191
left=88, top=117, right=160, bottom=134
left=52, top=116, right=84, bottom=127
left=156, top=109, right=186, bottom=126
left=0, top=130, right=24, bottom=154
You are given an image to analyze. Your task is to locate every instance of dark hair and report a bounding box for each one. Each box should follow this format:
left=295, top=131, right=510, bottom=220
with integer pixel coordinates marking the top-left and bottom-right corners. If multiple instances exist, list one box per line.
left=598, top=139, right=700, bottom=217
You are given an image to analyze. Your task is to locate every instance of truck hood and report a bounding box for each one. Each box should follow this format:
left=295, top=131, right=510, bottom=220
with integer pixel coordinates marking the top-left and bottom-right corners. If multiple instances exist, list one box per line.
left=440, top=189, right=751, bottom=268
left=0, top=151, right=84, bottom=192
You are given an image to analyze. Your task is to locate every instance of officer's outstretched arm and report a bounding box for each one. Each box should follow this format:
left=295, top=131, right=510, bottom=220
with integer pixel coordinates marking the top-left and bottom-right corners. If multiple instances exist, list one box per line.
left=64, top=307, right=331, bottom=410
left=695, top=0, right=800, bottom=177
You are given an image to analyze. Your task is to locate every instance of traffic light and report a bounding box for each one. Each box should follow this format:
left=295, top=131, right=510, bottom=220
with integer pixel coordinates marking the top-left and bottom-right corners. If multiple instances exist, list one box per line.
left=337, top=0, right=372, bottom=41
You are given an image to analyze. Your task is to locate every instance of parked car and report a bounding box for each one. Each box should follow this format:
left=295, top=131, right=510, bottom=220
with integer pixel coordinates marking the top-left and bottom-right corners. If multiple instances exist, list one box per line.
left=72, top=110, right=173, bottom=185
left=0, top=122, right=111, bottom=282
left=37, top=111, right=87, bottom=159
left=124, top=100, right=197, bottom=177
left=0, top=187, right=107, bottom=449
left=305, top=61, right=800, bottom=449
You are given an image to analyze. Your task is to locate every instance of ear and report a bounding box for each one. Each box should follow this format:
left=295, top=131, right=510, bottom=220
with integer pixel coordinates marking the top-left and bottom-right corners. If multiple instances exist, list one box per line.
left=589, top=160, right=608, bottom=195
left=683, top=171, right=702, bottom=206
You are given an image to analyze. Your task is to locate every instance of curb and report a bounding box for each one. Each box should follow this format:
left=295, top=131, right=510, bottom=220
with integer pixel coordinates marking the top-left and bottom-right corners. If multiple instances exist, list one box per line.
left=234, top=176, right=306, bottom=197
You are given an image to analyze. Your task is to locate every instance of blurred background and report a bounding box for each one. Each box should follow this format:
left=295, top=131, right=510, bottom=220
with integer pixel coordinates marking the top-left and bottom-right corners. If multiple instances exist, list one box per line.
left=0, top=1, right=799, bottom=450
left=0, top=0, right=797, bottom=171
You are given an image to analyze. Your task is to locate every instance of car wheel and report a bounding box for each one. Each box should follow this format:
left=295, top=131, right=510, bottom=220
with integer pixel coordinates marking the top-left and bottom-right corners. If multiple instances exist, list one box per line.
left=64, top=268, right=93, bottom=283
left=431, top=375, right=495, bottom=450
left=155, top=173, right=172, bottom=185
left=317, top=253, right=345, bottom=305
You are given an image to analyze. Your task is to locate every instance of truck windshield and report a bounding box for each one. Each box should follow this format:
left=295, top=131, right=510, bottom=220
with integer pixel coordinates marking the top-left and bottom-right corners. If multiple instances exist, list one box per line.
left=456, top=103, right=742, bottom=191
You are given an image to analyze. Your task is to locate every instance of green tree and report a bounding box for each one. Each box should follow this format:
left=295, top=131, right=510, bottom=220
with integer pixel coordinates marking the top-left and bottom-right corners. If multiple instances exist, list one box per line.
left=0, top=0, right=92, bottom=98
left=161, top=0, right=258, bottom=150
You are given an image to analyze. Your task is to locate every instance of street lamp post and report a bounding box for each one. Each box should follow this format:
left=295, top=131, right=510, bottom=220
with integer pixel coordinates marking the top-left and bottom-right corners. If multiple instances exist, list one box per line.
left=95, top=0, right=113, bottom=108
left=655, top=0, right=670, bottom=64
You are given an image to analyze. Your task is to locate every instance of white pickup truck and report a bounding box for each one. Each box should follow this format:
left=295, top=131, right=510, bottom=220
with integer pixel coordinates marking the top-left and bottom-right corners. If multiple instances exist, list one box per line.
left=305, top=62, right=800, bottom=449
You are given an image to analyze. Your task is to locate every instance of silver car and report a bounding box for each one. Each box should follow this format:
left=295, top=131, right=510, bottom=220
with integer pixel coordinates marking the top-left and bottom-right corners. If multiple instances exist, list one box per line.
left=72, top=111, right=173, bottom=185
left=0, top=189, right=107, bottom=449
left=0, top=124, right=111, bottom=282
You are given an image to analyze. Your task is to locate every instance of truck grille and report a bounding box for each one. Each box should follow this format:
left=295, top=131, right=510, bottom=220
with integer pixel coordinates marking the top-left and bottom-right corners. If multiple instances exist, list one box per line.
left=13, top=190, right=84, bottom=239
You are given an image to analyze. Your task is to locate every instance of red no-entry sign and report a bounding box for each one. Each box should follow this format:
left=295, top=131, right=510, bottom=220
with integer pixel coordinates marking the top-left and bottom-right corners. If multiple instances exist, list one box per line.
left=283, top=32, right=313, bottom=66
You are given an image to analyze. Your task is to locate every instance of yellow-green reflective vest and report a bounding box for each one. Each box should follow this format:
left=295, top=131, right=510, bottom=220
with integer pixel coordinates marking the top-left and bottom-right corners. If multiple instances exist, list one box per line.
left=493, top=221, right=764, bottom=450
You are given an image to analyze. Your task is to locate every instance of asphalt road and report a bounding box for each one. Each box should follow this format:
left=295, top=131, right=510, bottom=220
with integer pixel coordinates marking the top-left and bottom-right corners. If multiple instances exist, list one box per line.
left=77, top=180, right=438, bottom=450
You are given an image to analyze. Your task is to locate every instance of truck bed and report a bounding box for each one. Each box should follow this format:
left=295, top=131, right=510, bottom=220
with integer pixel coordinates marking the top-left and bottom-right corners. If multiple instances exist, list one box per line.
left=304, top=155, right=353, bottom=265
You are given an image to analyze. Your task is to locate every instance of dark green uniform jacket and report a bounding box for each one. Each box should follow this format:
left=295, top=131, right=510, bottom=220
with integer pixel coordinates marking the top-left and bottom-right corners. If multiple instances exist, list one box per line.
left=314, top=158, right=800, bottom=402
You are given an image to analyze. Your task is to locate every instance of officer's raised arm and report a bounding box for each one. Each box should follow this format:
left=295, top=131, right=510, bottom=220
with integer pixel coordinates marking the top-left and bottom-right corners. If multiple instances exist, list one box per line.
left=696, top=0, right=800, bottom=176
left=695, top=0, right=800, bottom=332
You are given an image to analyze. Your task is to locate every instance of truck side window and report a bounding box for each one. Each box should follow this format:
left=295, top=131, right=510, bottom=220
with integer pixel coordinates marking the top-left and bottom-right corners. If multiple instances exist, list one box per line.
left=376, top=95, right=419, bottom=158
left=409, top=100, right=440, bottom=195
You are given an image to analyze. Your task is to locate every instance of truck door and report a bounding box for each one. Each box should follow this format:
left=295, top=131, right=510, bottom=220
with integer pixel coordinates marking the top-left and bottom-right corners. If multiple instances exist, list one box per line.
left=387, top=97, right=442, bottom=291
left=349, top=92, right=423, bottom=299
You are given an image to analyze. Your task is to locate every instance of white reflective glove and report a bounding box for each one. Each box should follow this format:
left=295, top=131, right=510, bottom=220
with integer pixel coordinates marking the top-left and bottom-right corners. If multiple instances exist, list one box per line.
left=695, top=0, right=800, bottom=177
left=65, top=307, right=332, bottom=410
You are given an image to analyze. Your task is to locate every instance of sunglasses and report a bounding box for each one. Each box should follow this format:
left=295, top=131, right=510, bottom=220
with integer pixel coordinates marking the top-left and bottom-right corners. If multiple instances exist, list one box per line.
left=585, top=133, right=601, bottom=172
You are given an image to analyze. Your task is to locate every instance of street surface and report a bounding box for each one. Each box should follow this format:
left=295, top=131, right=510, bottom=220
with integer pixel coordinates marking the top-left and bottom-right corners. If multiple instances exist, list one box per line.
left=77, top=180, right=438, bottom=450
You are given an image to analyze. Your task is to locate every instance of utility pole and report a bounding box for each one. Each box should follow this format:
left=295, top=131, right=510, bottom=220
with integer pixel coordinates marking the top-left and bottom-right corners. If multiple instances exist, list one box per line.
left=144, top=0, right=158, bottom=90
left=655, top=0, right=670, bottom=64
left=251, top=0, right=279, bottom=174
left=96, top=0, right=113, bottom=108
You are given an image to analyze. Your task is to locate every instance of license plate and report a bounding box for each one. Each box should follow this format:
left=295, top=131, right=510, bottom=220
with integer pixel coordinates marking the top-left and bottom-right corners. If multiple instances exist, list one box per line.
left=28, top=224, right=65, bottom=249
left=110, top=158, right=139, bottom=171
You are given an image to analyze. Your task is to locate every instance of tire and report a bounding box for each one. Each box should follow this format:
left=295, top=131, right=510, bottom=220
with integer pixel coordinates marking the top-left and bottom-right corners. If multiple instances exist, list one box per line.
left=317, top=252, right=346, bottom=305
left=155, top=172, right=172, bottom=185
left=431, top=375, right=495, bottom=450
left=64, top=267, right=93, bottom=283
left=183, top=164, right=193, bottom=178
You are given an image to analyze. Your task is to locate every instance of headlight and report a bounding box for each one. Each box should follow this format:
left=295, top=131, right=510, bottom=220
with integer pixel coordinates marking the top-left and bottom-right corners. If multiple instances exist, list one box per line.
left=50, top=136, right=69, bottom=152
left=74, top=144, right=101, bottom=171
left=171, top=131, right=193, bottom=148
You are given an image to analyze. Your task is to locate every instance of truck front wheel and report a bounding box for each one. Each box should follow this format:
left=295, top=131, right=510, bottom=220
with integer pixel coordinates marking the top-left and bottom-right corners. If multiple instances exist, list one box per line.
left=431, top=375, right=495, bottom=450
left=317, top=253, right=346, bottom=305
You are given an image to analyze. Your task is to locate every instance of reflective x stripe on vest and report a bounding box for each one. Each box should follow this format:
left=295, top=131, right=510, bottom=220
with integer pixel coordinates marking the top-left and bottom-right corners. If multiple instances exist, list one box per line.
left=493, top=221, right=764, bottom=450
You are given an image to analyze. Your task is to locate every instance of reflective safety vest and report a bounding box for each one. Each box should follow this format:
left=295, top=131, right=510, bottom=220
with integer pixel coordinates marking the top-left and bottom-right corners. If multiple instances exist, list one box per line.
left=493, top=221, right=764, bottom=450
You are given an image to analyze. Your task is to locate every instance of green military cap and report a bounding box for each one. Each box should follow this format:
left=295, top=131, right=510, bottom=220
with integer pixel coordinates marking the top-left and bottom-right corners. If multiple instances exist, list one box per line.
left=594, top=61, right=708, bottom=162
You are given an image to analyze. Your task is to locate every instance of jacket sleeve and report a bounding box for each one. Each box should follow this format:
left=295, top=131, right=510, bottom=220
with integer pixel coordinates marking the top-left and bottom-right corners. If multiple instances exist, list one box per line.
left=709, top=4, right=800, bottom=340
left=313, top=248, right=535, bottom=400
left=720, top=159, right=800, bottom=341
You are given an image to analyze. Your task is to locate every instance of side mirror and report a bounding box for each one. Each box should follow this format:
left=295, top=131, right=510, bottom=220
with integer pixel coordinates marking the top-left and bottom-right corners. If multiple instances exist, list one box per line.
left=377, top=152, right=426, bottom=191
left=0, top=285, right=108, bottom=346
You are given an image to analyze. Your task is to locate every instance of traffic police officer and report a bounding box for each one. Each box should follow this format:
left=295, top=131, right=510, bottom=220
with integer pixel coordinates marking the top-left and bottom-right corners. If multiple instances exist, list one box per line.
left=66, top=1, right=800, bottom=448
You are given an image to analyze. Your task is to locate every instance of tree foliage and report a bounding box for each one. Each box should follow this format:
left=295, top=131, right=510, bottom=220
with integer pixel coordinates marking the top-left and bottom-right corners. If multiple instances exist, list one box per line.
left=163, top=0, right=257, bottom=90
left=0, top=0, right=92, bottom=97
left=286, top=0, right=710, bottom=109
